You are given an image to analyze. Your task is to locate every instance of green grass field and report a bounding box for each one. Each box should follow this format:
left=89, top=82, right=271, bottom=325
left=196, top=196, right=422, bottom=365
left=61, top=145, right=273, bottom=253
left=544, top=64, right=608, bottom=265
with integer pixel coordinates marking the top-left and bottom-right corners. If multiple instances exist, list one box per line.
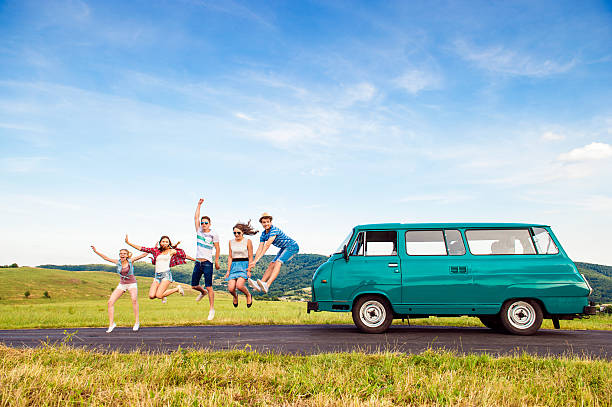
left=0, top=345, right=610, bottom=406
left=1, top=267, right=611, bottom=331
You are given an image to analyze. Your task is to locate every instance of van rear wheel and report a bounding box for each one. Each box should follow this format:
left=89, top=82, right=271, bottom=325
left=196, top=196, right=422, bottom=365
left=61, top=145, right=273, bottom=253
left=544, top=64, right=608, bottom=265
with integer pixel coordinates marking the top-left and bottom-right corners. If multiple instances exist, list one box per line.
left=352, top=295, right=393, bottom=334
left=500, top=299, right=543, bottom=335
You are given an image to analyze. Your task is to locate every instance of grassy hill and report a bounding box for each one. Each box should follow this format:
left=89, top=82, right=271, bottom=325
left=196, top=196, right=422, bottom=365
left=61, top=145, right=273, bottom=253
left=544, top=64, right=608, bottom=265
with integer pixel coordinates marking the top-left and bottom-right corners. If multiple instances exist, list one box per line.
left=39, top=254, right=328, bottom=300
left=40, top=255, right=612, bottom=303
left=575, top=262, right=612, bottom=304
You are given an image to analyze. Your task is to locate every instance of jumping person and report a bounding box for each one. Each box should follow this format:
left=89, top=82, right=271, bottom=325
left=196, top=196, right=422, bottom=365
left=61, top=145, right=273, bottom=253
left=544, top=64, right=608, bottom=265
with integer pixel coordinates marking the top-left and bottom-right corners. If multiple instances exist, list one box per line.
left=90, top=245, right=148, bottom=333
left=249, top=212, right=299, bottom=293
left=192, top=198, right=220, bottom=320
left=125, top=234, right=186, bottom=301
left=224, top=221, right=257, bottom=308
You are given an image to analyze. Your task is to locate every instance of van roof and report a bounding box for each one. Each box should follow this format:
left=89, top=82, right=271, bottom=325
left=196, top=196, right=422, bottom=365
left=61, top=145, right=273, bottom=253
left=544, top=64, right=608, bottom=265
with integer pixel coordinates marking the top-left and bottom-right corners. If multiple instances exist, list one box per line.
left=355, top=222, right=550, bottom=230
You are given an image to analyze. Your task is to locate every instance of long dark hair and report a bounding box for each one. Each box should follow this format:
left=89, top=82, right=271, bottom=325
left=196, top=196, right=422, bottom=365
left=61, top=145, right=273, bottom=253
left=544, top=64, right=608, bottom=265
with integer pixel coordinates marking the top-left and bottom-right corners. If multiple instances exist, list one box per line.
left=157, top=235, right=180, bottom=250
left=233, top=220, right=259, bottom=236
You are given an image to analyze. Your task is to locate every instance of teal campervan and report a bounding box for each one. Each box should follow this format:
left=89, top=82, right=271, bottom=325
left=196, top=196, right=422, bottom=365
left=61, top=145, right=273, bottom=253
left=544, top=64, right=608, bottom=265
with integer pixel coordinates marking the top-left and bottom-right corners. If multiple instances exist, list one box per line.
left=307, top=223, right=596, bottom=335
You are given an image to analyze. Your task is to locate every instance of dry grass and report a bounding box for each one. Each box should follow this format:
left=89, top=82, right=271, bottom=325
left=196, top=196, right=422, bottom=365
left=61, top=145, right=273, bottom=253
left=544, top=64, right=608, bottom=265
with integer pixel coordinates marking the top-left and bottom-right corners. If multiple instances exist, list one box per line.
left=0, top=345, right=610, bottom=406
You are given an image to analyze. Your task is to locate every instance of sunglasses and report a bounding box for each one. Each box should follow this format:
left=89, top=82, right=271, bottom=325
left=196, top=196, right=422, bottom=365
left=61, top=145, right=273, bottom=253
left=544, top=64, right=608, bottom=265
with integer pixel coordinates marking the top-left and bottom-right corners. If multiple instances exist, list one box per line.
left=201, top=221, right=209, bottom=225
left=233, top=231, right=242, bottom=235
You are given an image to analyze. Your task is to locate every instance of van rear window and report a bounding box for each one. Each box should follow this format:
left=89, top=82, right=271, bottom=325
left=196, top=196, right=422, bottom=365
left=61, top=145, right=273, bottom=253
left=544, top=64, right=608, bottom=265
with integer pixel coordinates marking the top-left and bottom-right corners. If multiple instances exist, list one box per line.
left=532, top=227, right=559, bottom=255
left=466, top=229, right=536, bottom=255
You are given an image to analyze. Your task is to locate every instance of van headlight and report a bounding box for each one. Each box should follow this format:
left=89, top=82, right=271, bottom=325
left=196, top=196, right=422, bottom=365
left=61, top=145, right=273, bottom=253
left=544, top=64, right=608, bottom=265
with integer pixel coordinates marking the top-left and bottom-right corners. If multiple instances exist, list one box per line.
left=581, top=274, right=593, bottom=296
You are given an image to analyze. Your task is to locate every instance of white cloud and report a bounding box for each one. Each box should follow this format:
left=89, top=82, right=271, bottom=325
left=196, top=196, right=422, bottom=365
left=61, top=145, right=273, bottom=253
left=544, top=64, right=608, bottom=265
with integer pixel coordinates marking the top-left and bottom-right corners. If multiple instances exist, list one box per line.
left=234, top=112, right=254, bottom=121
left=558, top=142, right=612, bottom=162
left=395, top=69, right=441, bottom=94
left=541, top=131, right=565, bottom=142
left=455, top=40, right=576, bottom=77
left=342, top=82, right=376, bottom=105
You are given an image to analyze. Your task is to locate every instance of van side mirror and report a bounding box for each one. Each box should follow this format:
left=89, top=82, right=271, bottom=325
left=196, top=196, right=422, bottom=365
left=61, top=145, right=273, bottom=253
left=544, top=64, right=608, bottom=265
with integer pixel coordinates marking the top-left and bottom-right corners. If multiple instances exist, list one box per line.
left=343, top=244, right=349, bottom=262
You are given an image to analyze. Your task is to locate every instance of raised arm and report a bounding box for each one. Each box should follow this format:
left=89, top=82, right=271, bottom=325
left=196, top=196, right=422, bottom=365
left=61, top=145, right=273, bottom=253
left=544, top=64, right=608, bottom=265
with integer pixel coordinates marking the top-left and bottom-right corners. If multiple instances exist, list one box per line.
left=132, top=252, right=149, bottom=262
left=91, top=246, right=117, bottom=264
left=214, top=242, right=220, bottom=270
left=253, top=235, right=276, bottom=264
left=124, top=234, right=143, bottom=251
left=194, top=198, right=204, bottom=231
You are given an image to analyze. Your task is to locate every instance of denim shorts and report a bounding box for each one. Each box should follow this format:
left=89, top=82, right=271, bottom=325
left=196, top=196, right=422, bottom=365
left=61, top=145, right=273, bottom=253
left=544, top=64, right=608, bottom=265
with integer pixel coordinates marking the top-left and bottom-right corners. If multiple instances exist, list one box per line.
left=154, top=270, right=173, bottom=284
left=273, top=244, right=299, bottom=264
left=192, top=260, right=213, bottom=287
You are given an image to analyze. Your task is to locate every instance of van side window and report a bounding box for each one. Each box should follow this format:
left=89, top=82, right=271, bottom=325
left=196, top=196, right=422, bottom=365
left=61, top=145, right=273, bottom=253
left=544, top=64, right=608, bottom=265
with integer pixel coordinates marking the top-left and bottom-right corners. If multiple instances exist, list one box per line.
left=532, top=227, right=559, bottom=255
left=351, top=231, right=397, bottom=256
left=444, top=230, right=466, bottom=255
left=466, top=229, right=537, bottom=255
left=365, top=231, right=397, bottom=256
left=405, top=230, right=447, bottom=255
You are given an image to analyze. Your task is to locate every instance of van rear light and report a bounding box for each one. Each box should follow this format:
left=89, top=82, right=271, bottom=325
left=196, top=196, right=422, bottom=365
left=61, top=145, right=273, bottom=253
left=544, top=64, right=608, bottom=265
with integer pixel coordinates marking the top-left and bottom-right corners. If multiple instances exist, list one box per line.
left=581, top=274, right=593, bottom=296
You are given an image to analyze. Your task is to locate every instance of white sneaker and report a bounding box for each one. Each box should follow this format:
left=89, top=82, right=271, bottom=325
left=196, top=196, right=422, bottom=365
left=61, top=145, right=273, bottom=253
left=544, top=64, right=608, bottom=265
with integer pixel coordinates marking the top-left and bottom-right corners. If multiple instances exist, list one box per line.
left=248, top=278, right=261, bottom=292
left=177, top=285, right=184, bottom=296
left=133, top=322, right=140, bottom=331
left=257, top=279, right=269, bottom=294
left=161, top=297, right=167, bottom=304
left=106, top=322, right=116, bottom=333
left=207, top=309, right=215, bottom=320
left=196, top=291, right=207, bottom=302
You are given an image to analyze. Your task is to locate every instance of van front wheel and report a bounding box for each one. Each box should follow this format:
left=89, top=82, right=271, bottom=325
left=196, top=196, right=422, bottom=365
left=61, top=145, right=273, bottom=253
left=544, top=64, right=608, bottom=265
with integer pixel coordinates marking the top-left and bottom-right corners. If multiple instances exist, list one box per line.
left=500, top=299, right=543, bottom=335
left=352, top=296, right=393, bottom=334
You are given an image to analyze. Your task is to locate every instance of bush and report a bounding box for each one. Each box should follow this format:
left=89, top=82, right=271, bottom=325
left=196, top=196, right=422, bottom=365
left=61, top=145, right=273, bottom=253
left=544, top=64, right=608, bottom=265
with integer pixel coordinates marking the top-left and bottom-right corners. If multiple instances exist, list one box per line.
left=24, top=291, right=30, bottom=298
left=601, top=305, right=612, bottom=314
left=43, top=291, right=51, bottom=299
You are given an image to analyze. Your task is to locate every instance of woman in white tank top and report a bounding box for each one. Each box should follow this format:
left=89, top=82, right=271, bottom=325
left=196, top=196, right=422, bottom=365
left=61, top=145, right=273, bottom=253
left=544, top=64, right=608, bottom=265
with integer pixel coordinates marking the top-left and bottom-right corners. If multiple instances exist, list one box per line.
left=224, top=221, right=259, bottom=308
left=125, top=234, right=189, bottom=302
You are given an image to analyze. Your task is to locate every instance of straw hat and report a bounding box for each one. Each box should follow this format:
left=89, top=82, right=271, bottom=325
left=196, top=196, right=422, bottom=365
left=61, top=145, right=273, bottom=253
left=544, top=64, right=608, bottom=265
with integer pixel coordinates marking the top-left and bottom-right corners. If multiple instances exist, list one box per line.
left=259, top=212, right=273, bottom=223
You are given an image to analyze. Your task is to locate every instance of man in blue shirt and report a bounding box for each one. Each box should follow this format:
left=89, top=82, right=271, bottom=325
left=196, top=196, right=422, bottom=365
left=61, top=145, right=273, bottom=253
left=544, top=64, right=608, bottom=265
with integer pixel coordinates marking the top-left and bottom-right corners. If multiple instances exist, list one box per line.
left=249, top=212, right=299, bottom=294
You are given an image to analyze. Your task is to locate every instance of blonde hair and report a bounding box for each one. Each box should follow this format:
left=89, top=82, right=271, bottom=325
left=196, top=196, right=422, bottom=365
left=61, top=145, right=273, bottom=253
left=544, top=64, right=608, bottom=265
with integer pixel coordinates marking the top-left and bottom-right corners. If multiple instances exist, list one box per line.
left=119, top=249, right=133, bottom=259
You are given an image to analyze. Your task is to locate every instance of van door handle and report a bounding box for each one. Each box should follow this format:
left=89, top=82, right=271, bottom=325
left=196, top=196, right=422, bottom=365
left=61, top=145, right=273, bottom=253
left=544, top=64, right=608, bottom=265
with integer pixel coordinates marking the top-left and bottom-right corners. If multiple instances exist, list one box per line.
left=388, top=263, right=398, bottom=267
left=450, top=266, right=468, bottom=274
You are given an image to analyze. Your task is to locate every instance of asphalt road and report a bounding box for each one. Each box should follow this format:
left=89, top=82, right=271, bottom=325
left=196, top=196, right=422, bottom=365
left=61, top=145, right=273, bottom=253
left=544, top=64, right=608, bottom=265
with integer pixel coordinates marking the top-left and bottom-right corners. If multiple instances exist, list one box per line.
left=1, top=325, right=610, bottom=359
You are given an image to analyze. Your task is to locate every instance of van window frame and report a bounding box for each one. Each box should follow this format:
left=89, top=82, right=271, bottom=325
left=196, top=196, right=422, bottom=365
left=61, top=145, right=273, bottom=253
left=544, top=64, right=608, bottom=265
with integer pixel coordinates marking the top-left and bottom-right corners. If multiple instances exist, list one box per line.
left=404, top=229, right=467, bottom=256
left=349, top=230, right=398, bottom=257
left=530, top=227, right=560, bottom=255
left=465, top=228, right=538, bottom=256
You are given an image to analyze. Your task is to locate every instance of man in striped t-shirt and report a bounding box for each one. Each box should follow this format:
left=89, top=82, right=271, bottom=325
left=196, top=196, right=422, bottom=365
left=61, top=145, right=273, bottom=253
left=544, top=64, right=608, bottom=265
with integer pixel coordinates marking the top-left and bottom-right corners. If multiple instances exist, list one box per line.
left=250, top=212, right=299, bottom=294
left=192, top=198, right=220, bottom=320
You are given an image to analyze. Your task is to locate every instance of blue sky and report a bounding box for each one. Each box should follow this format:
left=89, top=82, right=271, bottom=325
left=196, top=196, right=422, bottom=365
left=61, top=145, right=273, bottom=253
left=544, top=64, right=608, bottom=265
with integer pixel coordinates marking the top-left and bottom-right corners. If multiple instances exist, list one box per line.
left=1, top=0, right=611, bottom=265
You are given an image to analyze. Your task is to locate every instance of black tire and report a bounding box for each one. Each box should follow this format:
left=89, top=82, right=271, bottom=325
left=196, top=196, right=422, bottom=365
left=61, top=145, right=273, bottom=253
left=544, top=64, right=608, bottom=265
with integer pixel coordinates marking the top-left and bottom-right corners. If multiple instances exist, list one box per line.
left=479, top=315, right=505, bottom=332
left=499, top=299, right=543, bottom=335
left=352, top=295, right=394, bottom=334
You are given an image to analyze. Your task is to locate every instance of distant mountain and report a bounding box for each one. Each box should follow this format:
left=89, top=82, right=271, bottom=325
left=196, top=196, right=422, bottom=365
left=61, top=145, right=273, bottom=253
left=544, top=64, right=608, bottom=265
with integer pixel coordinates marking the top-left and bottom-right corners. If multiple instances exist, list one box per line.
left=575, top=262, right=612, bottom=304
left=39, top=257, right=612, bottom=303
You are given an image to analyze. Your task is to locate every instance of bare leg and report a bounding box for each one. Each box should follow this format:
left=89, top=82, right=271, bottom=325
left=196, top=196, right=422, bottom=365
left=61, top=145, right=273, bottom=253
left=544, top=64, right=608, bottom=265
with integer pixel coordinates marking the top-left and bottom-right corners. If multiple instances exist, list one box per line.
left=262, top=261, right=283, bottom=286
left=191, top=285, right=207, bottom=295
left=236, top=278, right=251, bottom=303
left=127, top=287, right=139, bottom=324
left=156, top=279, right=178, bottom=298
left=149, top=281, right=159, bottom=299
left=228, top=279, right=237, bottom=305
left=108, top=288, right=124, bottom=325
left=261, top=262, right=275, bottom=281
left=206, top=286, right=215, bottom=310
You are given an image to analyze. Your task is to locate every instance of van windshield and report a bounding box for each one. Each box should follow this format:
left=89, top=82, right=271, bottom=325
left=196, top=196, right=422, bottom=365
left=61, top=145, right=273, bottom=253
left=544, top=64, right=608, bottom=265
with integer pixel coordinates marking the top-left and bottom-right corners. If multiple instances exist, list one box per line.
left=333, top=231, right=354, bottom=254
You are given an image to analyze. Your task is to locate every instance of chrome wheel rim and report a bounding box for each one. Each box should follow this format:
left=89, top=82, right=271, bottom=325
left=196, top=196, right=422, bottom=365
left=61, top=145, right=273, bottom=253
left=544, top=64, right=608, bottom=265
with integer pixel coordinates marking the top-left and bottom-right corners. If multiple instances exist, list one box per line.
left=507, top=301, right=536, bottom=330
left=360, top=300, right=386, bottom=328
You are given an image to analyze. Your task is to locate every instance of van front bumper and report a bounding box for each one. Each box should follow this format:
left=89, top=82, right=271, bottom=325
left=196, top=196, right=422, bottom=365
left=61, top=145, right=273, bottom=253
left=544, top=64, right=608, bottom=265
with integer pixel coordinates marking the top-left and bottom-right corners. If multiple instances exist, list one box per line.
left=307, top=301, right=319, bottom=313
left=583, top=305, right=598, bottom=315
